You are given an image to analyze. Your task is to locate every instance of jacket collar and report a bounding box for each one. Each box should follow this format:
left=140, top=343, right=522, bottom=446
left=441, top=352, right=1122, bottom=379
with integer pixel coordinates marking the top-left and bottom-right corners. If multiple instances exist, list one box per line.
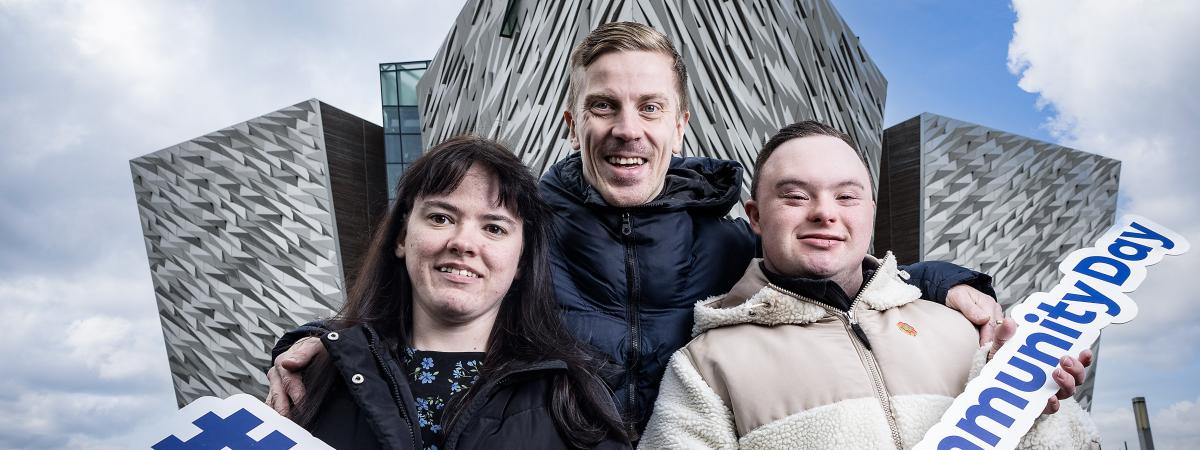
left=327, top=324, right=571, bottom=449
left=540, top=153, right=744, bottom=214
left=691, top=252, right=921, bottom=336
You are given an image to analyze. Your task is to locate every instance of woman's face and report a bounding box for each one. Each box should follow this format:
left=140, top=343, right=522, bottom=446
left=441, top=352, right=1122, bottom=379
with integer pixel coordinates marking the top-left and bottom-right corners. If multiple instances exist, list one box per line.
left=396, top=164, right=525, bottom=328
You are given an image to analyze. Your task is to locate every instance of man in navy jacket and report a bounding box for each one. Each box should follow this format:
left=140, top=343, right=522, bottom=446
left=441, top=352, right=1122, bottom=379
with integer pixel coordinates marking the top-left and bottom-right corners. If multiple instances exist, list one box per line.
left=267, top=22, right=1005, bottom=435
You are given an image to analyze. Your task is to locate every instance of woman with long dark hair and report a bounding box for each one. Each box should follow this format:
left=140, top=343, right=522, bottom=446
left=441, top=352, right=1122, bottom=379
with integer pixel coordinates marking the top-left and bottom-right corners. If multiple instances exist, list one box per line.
left=291, top=136, right=629, bottom=449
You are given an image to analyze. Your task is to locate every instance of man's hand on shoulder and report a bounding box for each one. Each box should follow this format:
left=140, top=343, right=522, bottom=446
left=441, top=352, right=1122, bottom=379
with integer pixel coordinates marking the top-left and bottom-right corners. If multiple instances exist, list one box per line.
left=265, top=336, right=325, bottom=417
left=986, top=320, right=1092, bottom=415
left=945, top=284, right=1005, bottom=346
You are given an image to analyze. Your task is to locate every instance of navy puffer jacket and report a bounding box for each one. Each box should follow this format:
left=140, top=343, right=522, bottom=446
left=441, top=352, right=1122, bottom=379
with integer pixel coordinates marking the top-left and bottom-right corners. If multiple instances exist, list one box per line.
left=539, top=153, right=758, bottom=432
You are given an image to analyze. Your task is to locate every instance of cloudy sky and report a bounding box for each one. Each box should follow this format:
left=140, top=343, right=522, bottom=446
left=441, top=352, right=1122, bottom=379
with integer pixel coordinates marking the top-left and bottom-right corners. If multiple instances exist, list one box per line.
left=0, top=0, right=1195, bottom=448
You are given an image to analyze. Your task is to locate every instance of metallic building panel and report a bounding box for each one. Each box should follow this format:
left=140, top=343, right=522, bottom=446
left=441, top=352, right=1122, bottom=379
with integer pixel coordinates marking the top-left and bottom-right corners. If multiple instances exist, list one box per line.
left=885, top=112, right=1121, bottom=410
left=131, top=99, right=344, bottom=405
left=416, top=0, right=887, bottom=196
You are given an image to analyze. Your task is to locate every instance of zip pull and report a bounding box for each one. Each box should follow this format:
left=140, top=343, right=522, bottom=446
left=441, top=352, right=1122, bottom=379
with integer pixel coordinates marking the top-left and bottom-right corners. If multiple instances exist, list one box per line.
left=620, top=212, right=632, bottom=236
left=848, top=310, right=873, bottom=351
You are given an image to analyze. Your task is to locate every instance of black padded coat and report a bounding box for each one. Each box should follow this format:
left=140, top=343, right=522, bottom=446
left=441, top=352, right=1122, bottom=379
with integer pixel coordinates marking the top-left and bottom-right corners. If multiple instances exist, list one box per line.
left=305, top=324, right=629, bottom=450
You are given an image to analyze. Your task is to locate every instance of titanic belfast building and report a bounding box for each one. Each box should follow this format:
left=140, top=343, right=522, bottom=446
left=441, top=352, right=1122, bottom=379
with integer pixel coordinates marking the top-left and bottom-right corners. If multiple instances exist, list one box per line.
left=131, top=0, right=1118, bottom=409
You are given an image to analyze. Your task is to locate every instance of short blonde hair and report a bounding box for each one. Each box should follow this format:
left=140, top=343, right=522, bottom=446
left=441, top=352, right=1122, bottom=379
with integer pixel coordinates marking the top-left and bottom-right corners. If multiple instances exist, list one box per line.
left=567, top=22, right=690, bottom=115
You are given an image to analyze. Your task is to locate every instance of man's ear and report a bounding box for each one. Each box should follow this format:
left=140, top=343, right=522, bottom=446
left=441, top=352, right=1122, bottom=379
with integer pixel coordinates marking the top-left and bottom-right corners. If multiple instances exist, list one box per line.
left=745, top=199, right=763, bottom=235
left=673, top=110, right=690, bottom=156
left=563, top=110, right=580, bottom=150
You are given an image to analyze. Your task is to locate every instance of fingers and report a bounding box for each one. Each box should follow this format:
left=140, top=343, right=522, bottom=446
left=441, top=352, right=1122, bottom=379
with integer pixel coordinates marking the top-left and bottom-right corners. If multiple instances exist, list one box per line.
left=982, top=300, right=1003, bottom=345
left=1052, top=367, right=1077, bottom=400
left=987, top=319, right=1017, bottom=361
left=280, top=336, right=325, bottom=372
left=266, top=336, right=323, bottom=419
left=1042, top=350, right=1093, bottom=415
left=1041, top=395, right=1061, bottom=415
left=947, top=286, right=991, bottom=325
left=280, top=365, right=306, bottom=413
left=266, top=366, right=291, bottom=417
left=1061, top=355, right=1087, bottom=389
left=1078, top=349, right=1094, bottom=368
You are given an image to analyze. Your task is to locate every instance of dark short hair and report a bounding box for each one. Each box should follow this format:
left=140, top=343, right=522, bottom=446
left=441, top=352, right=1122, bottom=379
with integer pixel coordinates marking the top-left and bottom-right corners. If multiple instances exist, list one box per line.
left=567, top=21, right=690, bottom=115
left=750, top=121, right=871, bottom=199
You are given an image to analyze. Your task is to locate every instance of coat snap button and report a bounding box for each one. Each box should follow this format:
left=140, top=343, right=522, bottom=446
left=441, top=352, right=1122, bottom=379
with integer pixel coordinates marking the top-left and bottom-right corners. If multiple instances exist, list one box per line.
left=351, top=373, right=364, bottom=384
left=327, top=332, right=339, bottom=341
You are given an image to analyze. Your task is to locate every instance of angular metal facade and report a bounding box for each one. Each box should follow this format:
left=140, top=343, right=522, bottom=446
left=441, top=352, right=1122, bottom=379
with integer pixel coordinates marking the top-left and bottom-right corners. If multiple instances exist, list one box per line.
left=876, top=112, right=1121, bottom=409
left=416, top=0, right=887, bottom=193
left=131, top=99, right=386, bottom=405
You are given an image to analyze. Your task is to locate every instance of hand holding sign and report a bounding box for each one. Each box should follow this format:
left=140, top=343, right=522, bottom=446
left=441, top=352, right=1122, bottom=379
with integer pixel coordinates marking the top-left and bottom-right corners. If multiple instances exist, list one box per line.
left=918, top=215, right=1189, bottom=450
left=985, top=319, right=1092, bottom=415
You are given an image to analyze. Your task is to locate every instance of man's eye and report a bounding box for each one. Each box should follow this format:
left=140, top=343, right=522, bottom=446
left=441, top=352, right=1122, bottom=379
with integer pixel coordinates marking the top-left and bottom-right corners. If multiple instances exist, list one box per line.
left=429, top=213, right=452, bottom=225
left=484, top=224, right=507, bottom=236
left=642, top=104, right=661, bottom=113
left=783, top=193, right=809, bottom=201
left=591, top=101, right=612, bottom=111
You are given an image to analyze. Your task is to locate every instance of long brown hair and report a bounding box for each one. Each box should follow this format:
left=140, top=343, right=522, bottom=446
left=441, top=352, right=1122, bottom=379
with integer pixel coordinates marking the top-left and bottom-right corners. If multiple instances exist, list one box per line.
left=295, top=136, right=628, bottom=447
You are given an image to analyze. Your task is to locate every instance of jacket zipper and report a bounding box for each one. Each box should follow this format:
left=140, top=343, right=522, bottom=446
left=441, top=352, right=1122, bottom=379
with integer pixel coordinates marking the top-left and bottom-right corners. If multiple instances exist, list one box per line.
left=364, top=328, right=419, bottom=448
left=620, top=210, right=641, bottom=434
left=769, top=269, right=904, bottom=450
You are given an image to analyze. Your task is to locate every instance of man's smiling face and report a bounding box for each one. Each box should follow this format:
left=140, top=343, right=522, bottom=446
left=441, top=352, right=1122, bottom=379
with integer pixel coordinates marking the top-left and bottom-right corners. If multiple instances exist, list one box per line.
left=746, top=135, right=875, bottom=285
left=565, top=50, right=690, bottom=207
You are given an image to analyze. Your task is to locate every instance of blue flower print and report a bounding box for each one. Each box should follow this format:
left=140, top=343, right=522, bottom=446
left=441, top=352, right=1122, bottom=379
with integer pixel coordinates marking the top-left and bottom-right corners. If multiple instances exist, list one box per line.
left=419, top=371, right=436, bottom=384
left=421, top=357, right=434, bottom=369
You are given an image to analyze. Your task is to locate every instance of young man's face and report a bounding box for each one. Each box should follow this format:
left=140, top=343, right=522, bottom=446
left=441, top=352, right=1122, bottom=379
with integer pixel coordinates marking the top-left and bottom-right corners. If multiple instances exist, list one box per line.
left=564, top=50, right=690, bottom=207
left=746, top=136, right=875, bottom=283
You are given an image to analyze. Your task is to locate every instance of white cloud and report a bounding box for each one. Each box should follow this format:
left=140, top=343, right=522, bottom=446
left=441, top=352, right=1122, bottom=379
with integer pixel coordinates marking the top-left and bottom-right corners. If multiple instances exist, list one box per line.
left=1008, top=0, right=1200, bottom=447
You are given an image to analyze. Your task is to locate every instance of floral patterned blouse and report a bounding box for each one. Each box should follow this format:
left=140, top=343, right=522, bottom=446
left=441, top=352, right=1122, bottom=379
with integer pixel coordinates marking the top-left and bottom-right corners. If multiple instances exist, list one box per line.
left=402, top=348, right=484, bottom=450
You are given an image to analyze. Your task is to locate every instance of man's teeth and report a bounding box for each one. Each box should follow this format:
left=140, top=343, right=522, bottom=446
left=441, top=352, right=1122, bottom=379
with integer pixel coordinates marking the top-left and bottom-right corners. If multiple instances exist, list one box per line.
left=606, top=156, right=646, bottom=165
left=438, top=267, right=479, bottom=278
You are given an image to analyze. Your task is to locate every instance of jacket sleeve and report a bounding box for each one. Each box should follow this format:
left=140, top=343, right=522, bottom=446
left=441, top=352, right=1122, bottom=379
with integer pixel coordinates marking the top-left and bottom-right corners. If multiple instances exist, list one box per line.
left=965, top=347, right=1102, bottom=449
left=899, top=260, right=996, bottom=304
left=268, top=320, right=332, bottom=363
left=639, top=350, right=738, bottom=450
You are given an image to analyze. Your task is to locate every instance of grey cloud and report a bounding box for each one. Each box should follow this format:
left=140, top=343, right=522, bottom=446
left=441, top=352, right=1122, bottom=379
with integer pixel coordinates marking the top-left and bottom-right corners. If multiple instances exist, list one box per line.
left=0, top=1, right=466, bottom=448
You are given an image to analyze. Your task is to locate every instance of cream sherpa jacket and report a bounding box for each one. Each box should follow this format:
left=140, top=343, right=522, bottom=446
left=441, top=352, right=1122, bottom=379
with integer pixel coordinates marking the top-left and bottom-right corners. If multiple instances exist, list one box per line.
left=639, top=254, right=1099, bottom=449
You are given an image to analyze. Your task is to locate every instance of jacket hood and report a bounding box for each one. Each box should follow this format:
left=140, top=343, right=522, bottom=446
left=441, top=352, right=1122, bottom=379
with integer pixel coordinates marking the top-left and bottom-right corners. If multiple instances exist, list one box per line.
left=691, top=252, right=921, bottom=336
left=541, top=153, right=743, bottom=214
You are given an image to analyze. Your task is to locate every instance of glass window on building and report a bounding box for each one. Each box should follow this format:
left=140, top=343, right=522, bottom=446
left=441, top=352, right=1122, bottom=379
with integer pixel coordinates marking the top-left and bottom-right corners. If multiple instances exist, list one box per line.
left=380, top=60, right=430, bottom=198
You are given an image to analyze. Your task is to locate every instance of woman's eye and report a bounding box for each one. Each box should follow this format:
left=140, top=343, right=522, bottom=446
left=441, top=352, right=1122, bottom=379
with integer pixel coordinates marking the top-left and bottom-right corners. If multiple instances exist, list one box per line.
left=429, top=213, right=451, bottom=225
left=484, top=224, right=507, bottom=236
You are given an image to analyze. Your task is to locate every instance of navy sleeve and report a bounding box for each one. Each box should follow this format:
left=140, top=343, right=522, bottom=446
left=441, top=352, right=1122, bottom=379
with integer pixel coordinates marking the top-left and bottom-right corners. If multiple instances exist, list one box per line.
left=268, top=320, right=332, bottom=364
left=899, top=261, right=996, bottom=304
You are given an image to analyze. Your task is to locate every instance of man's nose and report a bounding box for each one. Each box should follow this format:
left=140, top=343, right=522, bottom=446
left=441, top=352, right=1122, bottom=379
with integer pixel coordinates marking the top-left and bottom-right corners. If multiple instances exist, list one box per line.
left=808, top=198, right=837, bottom=223
left=611, top=108, right=642, bottom=141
